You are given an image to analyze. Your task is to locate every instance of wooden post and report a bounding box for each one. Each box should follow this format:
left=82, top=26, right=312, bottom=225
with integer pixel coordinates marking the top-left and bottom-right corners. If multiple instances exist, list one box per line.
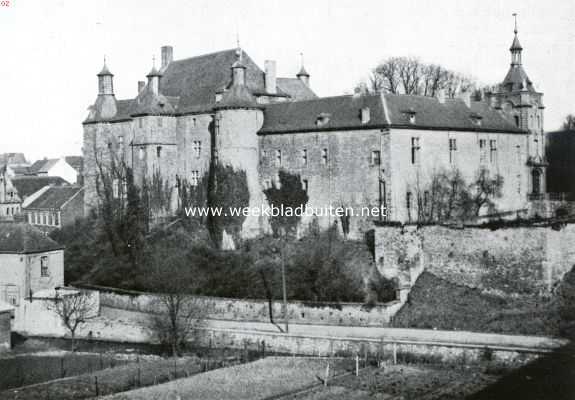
left=393, top=342, right=397, bottom=365
left=325, top=362, right=330, bottom=386
left=355, top=354, right=359, bottom=376
left=94, top=376, right=99, bottom=397
left=60, top=357, right=65, bottom=378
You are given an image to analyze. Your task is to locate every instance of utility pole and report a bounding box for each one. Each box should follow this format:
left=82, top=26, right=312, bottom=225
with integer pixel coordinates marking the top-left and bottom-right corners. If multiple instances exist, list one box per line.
left=281, top=235, right=289, bottom=333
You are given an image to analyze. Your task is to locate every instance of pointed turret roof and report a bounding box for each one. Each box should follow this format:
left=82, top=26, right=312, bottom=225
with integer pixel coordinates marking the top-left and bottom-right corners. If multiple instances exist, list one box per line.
left=97, top=61, right=113, bottom=76
left=297, top=65, right=310, bottom=78
left=510, top=34, right=523, bottom=51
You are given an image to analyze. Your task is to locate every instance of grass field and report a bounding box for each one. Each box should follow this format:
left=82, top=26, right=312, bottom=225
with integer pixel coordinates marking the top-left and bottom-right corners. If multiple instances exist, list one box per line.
left=102, top=357, right=355, bottom=400
left=392, top=272, right=560, bottom=337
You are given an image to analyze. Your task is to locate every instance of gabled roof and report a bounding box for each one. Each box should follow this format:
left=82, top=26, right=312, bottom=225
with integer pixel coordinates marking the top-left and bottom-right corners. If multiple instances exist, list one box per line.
left=0, top=222, right=64, bottom=254
left=64, top=156, right=83, bottom=173
left=25, top=186, right=83, bottom=210
left=29, top=158, right=59, bottom=174
left=11, top=176, right=69, bottom=199
left=260, top=93, right=525, bottom=135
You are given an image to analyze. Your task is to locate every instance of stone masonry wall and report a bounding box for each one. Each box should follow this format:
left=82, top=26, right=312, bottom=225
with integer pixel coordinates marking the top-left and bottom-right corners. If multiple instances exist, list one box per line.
left=375, top=224, right=575, bottom=296
left=95, top=289, right=403, bottom=327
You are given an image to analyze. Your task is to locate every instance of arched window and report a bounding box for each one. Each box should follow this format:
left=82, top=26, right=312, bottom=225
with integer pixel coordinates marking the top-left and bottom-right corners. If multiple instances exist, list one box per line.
left=514, top=115, right=520, bottom=127
left=531, top=169, right=542, bottom=195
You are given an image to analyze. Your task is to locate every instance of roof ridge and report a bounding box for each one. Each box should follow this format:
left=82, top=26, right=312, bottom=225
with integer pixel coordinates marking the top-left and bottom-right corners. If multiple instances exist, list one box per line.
left=170, top=48, right=238, bottom=65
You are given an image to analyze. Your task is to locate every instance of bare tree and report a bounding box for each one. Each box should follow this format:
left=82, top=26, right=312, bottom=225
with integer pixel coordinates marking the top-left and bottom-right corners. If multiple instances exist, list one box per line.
left=147, top=244, right=205, bottom=356
left=358, top=56, right=477, bottom=98
left=467, top=167, right=504, bottom=216
left=47, top=289, right=97, bottom=351
left=562, top=114, right=575, bottom=131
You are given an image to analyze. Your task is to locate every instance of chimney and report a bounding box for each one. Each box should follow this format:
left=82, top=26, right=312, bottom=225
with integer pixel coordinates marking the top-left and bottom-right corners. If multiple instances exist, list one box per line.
left=264, top=60, right=277, bottom=94
left=138, top=80, right=145, bottom=93
left=458, top=91, right=471, bottom=108
left=436, top=89, right=446, bottom=104
left=161, top=46, right=173, bottom=68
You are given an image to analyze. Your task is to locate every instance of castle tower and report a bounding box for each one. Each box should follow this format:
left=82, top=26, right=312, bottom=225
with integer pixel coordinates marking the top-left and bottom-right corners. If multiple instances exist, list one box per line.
left=92, top=60, right=117, bottom=120
left=488, top=15, right=546, bottom=197
left=212, top=48, right=265, bottom=239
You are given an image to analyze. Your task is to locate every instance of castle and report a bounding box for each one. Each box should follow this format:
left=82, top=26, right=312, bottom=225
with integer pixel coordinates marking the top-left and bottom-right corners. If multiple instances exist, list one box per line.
left=83, top=24, right=545, bottom=238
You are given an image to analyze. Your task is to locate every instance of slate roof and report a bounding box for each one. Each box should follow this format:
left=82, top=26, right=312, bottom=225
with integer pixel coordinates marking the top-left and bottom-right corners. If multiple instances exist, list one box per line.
left=25, top=186, right=83, bottom=210
left=64, top=156, right=83, bottom=173
left=501, top=65, right=535, bottom=93
left=85, top=49, right=318, bottom=122
left=260, top=93, right=525, bottom=134
left=29, top=159, right=59, bottom=174
left=0, top=222, right=64, bottom=254
left=11, top=176, right=69, bottom=199
left=277, top=78, right=317, bottom=101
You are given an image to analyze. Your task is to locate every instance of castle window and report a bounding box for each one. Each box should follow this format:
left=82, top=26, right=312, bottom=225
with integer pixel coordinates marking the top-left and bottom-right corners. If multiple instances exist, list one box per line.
left=371, top=150, right=381, bottom=166
left=302, top=179, right=308, bottom=192
left=449, top=138, right=457, bottom=164
left=489, top=140, right=497, bottom=163
left=40, top=256, right=49, bottom=277
left=301, top=149, right=308, bottom=166
left=479, top=139, right=487, bottom=163
left=138, top=118, right=143, bottom=129
left=190, top=171, right=199, bottom=186
left=261, top=149, right=267, bottom=164
left=361, top=107, right=371, bottom=124
left=275, top=150, right=282, bottom=167
left=139, top=147, right=145, bottom=160
left=158, top=117, right=163, bottom=127
left=28, top=213, right=32, bottom=224
left=157, top=146, right=162, bottom=158
left=406, top=191, right=413, bottom=221
left=517, top=174, right=522, bottom=194
left=112, top=178, right=120, bottom=198
left=55, top=212, right=60, bottom=226
left=321, top=148, right=328, bottom=165
left=192, top=118, right=197, bottom=127
left=514, top=115, right=520, bottom=127
left=193, top=141, right=202, bottom=158
left=411, top=137, right=420, bottom=164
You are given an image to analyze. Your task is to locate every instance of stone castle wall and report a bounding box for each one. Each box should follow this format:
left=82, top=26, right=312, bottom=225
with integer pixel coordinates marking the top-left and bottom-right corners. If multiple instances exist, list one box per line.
left=375, top=223, right=575, bottom=296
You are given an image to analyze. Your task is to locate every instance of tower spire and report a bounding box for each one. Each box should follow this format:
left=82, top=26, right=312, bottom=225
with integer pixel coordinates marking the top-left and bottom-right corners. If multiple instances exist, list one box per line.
left=509, top=13, right=523, bottom=65
left=513, top=12, right=518, bottom=34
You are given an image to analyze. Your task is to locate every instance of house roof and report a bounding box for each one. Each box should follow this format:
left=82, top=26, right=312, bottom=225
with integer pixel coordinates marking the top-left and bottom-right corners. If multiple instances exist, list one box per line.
left=0, top=153, right=27, bottom=166
left=64, top=156, right=83, bottom=173
left=11, top=176, right=69, bottom=198
left=9, top=165, right=30, bottom=175
left=29, top=159, right=59, bottom=174
left=0, top=222, right=64, bottom=254
left=260, top=93, right=525, bottom=134
left=0, top=300, right=14, bottom=313
left=25, top=186, right=83, bottom=210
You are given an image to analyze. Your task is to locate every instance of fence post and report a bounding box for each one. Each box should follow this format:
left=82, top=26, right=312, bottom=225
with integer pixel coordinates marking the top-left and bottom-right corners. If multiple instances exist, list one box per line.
left=393, top=342, right=397, bottom=365
left=324, top=362, right=330, bottom=386
left=60, top=357, right=65, bottom=378
left=355, top=354, right=359, bottom=376
left=94, top=376, right=99, bottom=397
left=137, top=355, right=141, bottom=387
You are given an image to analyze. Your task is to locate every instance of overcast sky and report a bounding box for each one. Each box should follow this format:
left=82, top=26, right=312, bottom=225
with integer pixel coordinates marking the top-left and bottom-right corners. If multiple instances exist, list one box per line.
left=0, top=0, right=573, bottom=162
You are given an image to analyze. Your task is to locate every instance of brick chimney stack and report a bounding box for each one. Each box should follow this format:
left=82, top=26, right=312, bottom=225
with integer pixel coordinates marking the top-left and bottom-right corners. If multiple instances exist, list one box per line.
left=264, top=60, right=277, bottom=94
left=161, top=46, right=173, bottom=69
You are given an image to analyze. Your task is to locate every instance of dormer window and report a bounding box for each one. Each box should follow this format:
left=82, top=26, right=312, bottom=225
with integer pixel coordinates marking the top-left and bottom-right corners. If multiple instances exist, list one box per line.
left=215, top=93, right=223, bottom=103
left=470, top=113, right=483, bottom=127
left=360, top=107, right=370, bottom=124
left=403, top=108, right=416, bottom=124
left=316, top=113, right=331, bottom=127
